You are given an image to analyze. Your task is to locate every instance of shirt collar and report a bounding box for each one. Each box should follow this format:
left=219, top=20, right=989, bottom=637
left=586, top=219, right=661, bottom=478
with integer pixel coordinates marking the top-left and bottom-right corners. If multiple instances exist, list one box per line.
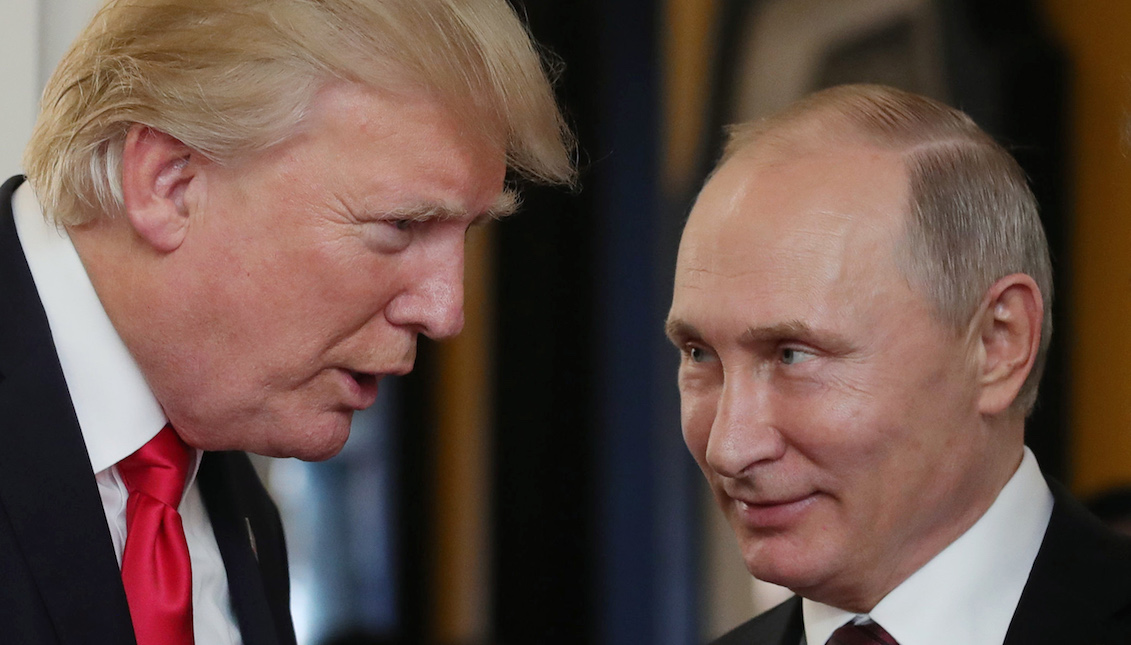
left=803, top=446, right=1054, bottom=645
left=12, top=182, right=179, bottom=473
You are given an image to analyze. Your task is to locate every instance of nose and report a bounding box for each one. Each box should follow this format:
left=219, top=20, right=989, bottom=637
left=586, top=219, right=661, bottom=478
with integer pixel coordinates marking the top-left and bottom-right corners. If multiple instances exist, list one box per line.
left=386, top=238, right=466, bottom=340
left=704, top=374, right=786, bottom=478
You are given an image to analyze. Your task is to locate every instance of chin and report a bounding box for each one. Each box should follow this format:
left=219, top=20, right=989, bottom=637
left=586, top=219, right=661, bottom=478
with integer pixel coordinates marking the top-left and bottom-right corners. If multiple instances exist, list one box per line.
left=246, top=434, right=349, bottom=461
left=744, top=560, right=792, bottom=589
left=289, top=436, right=350, bottom=462
left=739, top=537, right=819, bottom=592
left=265, top=418, right=353, bottom=462
left=184, top=411, right=354, bottom=461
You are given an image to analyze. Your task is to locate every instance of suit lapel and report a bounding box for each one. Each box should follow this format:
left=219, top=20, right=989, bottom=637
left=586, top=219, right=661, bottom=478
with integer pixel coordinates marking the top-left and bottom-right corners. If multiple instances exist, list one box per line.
left=712, top=596, right=804, bottom=645
left=1004, top=480, right=1131, bottom=644
left=0, top=175, right=136, bottom=643
left=198, top=451, right=284, bottom=645
left=775, top=598, right=804, bottom=645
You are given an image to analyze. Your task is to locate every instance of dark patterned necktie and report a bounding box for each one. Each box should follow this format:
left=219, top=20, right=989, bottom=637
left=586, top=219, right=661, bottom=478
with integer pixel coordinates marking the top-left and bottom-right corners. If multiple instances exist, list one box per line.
left=827, top=620, right=899, bottom=645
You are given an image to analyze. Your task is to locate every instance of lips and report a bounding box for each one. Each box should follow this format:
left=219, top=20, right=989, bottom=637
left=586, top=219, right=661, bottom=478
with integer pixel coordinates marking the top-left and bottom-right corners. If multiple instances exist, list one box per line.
left=728, top=491, right=820, bottom=529
left=341, top=370, right=380, bottom=410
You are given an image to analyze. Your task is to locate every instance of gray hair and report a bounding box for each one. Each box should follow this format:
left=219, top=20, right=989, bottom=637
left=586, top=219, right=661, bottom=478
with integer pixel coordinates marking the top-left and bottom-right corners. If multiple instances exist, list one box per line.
left=723, top=84, right=1051, bottom=413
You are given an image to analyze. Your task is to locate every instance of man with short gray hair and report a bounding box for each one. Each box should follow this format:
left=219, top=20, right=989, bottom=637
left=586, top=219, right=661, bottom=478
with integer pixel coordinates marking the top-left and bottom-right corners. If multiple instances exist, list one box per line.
left=666, top=84, right=1131, bottom=644
left=0, top=1, right=574, bottom=644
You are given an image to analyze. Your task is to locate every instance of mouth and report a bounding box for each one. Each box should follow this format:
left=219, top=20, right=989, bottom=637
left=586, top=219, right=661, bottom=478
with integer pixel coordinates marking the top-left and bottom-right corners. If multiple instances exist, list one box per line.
left=730, top=492, right=820, bottom=529
left=342, top=370, right=381, bottom=410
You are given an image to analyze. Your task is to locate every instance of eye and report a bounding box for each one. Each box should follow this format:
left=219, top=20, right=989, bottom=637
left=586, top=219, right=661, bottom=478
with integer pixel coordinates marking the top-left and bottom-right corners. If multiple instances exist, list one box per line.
left=780, top=347, right=816, bottom=365
left=359, top=217, right=415, bottom=253
left=686, top=345, right=716, bottom=363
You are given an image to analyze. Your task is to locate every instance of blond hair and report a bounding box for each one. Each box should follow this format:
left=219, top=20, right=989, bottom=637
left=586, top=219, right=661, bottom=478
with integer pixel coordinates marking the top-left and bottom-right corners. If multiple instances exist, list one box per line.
left=722, top=84, right=1052, bottom=413
left=24, top=0, right=576, bottom=225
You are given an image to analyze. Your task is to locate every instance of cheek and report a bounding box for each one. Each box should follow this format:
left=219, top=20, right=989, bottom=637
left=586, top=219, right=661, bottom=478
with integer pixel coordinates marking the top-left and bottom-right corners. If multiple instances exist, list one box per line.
left=263, top=235, right=387, bottom=328
left=808, top=399, right=924, bottom=523
left=773, top=378, right=896, bottom=484
left=679, top=387, right=717, bottom=462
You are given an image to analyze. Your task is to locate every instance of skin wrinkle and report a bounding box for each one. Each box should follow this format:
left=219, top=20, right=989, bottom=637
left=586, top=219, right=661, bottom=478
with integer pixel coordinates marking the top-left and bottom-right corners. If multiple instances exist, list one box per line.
left=73, top=81, right=505, bottom=461
left=383, top=198, right=514, bottom=224
left=668, top=141, right=1024, bottom=612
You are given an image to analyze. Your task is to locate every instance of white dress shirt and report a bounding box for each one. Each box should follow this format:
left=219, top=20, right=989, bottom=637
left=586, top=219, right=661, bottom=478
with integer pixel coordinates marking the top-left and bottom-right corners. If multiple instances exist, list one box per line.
left=802, top=446, right=1054, bottom=645
left=13, top=182, right=243, bottom=645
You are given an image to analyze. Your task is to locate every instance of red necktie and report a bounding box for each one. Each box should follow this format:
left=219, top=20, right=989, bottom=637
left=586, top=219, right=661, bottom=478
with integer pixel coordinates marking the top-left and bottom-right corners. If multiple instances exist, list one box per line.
left=118, top=424, right=194, bottom=645
left=828, top=620, right=900, bottom=645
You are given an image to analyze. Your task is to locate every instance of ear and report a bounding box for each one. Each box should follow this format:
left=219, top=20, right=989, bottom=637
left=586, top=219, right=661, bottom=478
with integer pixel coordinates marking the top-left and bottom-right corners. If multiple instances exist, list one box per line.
left=120, top=125, right=195, bottom=252
left=972, top=273, right=1044, bottom=415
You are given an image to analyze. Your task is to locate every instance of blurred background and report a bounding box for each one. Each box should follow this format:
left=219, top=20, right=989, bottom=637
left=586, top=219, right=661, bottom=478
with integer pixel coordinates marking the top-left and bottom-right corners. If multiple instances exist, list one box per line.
left=6, top=0, right=1131, bottom=643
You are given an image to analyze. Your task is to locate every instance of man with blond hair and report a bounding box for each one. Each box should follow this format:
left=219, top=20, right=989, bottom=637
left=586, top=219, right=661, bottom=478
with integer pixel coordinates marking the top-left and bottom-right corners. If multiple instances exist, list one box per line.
left=666, top=84, right=1131, bottom=644
left=0, top=1, right=574, bottom=643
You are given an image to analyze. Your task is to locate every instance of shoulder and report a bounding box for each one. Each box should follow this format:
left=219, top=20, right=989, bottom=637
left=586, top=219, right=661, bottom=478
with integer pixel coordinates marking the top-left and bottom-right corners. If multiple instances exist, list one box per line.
left=1, top=175, right=23, bottom=200
left=710, top=596, right=803, bottom=645
left=1036, top=480, right=1131, bottom=586
left=1005, top=480, right=1131, bottom=644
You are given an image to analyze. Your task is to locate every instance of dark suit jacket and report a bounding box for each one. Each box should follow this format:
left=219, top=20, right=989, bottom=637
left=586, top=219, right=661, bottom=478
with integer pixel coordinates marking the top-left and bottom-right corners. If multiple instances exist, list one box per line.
left=0, top=175, right=298, bottom=645
left=711, top=481, right=1131, bottom=645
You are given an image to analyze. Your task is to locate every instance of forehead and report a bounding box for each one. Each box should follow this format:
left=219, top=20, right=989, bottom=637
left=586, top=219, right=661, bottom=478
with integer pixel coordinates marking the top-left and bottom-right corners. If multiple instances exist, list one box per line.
left=293, top=81, right=507, bottom=214
left=691, top=143, right=910, bottom=254
left=671, top=144, right=916, bottom=329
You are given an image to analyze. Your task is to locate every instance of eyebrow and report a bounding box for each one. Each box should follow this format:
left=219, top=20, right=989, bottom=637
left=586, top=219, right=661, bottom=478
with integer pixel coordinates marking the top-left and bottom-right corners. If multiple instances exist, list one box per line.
left=742, top=320, right=856, bottom=355
left=382, top=188, right=520, bottom=226
left=738, top=321, right=816, bottom=345
left=664, top=319, right=815, bottom=342
left=665, top=318, right=853, bottom=353
left=664, top=319, right=699, bottom=344
left=487, top=189, right=520, bottom=219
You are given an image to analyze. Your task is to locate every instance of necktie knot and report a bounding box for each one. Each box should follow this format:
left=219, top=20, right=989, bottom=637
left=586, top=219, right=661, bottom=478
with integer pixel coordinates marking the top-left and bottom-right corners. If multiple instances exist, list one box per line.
left=828, top=619, right=900, bottom=645
left=119, top=424, right=194, bottom=645
left=118, top=425, right=192, bottom=508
